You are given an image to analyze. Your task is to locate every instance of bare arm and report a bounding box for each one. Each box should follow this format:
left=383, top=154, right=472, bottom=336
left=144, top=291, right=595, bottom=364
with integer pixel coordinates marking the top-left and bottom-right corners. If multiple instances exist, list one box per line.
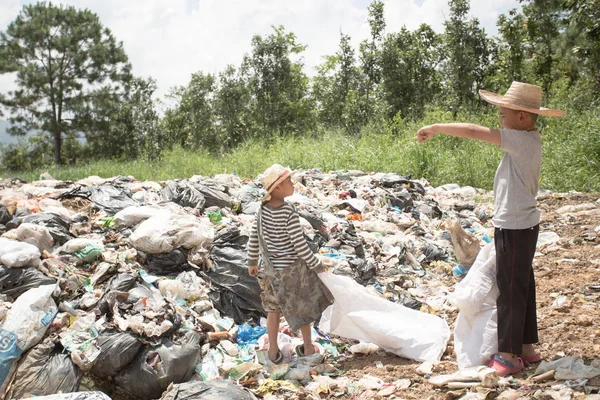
left=414, top=123, right=501, bottom=146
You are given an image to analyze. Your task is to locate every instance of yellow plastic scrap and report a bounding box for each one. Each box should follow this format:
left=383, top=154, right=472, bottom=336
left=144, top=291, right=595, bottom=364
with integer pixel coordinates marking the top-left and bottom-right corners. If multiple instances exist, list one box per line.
left=253, top=379, right=300, bottom=396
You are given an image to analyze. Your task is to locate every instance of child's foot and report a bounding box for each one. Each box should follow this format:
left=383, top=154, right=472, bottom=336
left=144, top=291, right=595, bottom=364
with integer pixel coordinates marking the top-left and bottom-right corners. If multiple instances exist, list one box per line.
left=268, top=349, right=284, bottom=364
left=519, top=352, right=542, bottom=364
left=487, top=354, right=524, bottom=377
left=295, top=343, right=319, bottom=357
left=520, top=345, right=542, bottom=364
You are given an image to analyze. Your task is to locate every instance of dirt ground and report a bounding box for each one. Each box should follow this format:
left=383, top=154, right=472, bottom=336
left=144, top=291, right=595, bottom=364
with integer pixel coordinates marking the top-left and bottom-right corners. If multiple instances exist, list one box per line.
left=319, top=193, right=600, bottom=400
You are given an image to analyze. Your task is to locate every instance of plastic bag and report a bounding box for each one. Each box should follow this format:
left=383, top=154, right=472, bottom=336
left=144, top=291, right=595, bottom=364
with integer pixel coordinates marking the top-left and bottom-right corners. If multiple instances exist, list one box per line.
left=161, top=181, right=206, bottom=210
left=129, top=213, right=214, bottom=254
left=78, top=185, right=139, bottom=215
left=0, top=284, right=58, bottom=393
left=190, top=183, right=233, bottom=209
left=23, top=213, right=72, bottom=245
left=0, top=266, right=57, bottom=299
left=0, top=205, right=11, bottom=225
left=449, top=243, right=498, bottom=368
left=446, top=219, right=481, bottom=268
left=113, top=204, right=183, bottom=227
left=237, top=322, right=267, bottom=345
left=13, top=392, right=111, bottom=400
left=90, top=330, right=143, bottom=378
left=115, top=331, right=202, bottom=399
left=163, top=380, right=257, bottom=400
left=202, top=226, right=264, bottom=324
left=0, top=238, right=41, bottom=268
left=7, top=339, right=81, bottom=398
left=1, top=223, right=54, bottom=252
left=318, top=272, right=450, bottom=362
left=147, top=249, right=189, bottom=276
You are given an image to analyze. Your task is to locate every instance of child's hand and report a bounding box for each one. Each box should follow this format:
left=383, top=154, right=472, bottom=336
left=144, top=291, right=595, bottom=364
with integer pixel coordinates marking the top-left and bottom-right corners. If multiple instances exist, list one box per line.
left=414, top=125, right=436, bottom=143
left=248, top=265, right=259, bottom=276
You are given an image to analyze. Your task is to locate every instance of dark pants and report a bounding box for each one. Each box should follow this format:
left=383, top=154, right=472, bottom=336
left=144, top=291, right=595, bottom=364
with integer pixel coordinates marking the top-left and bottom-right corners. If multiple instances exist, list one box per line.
left=495, top=224, right=540, bottom=355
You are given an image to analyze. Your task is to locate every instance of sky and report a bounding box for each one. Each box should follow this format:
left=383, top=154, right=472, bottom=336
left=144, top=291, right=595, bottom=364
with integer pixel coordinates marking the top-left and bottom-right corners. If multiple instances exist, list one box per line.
left=0, top=0, right=522, bottom=100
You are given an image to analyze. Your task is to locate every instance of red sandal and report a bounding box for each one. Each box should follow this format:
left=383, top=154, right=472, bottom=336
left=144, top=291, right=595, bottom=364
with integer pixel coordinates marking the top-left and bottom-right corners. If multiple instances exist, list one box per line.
left=487, top=355, right=524, bottom=377
left=520, top=353, right=542, bottom=364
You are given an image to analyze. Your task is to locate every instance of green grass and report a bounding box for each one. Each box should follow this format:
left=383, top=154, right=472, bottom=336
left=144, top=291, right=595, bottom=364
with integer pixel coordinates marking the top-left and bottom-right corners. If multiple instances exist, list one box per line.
left=4, top=107, right=600, bottom=192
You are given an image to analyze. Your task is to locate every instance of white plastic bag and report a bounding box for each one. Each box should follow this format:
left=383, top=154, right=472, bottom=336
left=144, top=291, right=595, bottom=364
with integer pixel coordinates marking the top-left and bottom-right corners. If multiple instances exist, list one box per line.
left=1, top=223, right=54, bottom=252
left=449, top=243, right=498, bottom=368
left=318, top=272, right=450, bottom=362
left=0, top=284, right=57, bottom=392
left=0, top=237, right=41, bottom=268
left=129, top=213, right=214, bottom=254
left=113, top=204, right=183, bottom=227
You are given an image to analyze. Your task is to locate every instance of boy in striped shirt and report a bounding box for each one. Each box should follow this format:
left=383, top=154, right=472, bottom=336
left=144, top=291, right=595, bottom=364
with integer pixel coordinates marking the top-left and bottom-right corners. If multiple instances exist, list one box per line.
left=247, top=164, right=333, bottom=364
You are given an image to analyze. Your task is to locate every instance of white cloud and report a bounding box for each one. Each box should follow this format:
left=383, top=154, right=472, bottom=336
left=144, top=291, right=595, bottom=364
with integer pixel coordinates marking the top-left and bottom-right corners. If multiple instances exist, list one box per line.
left=0, top=0, right=520, bottom=100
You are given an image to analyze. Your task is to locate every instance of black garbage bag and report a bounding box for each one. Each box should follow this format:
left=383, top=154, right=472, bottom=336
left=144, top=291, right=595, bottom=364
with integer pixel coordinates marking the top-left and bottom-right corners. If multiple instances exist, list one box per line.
left=9, top=339, right=81, bottom=399
left=23, top=213, right=71, bottom=245
left=147, top=249, right=188, bottom=276
left=115, top=331, right=202, bottom=399
left=190, top=183, right=233, bottom=209
left=0, top=266, right=57, bottom=300
left=421, top=242, right=447, bottom=263
left=108, top=272, right=138, bottom=292
left=237, top=186, right=261, bottom=215
left=96, top=273, right=138, bottom=314
left=90, top=330, right=143, bottom=378
left=79, top=186, right=139, bottom=215
left=161, top=181, right=206, bottom=210
left=162, top=380, right=257, bottom=400
left=202, top=226, right=264, bottom=324
left=0, top=205, right=11, bottom=225
left=386, top=189, right=414, bottom=210
left=298, top=209, right=329, bottom=239
left=378, top=173, right=426, bottom=195
left=412, top=201, right=443, bottom=220
left=348, top=258, right=376, bottom=285
left=329, top=222, right=365, bottom=258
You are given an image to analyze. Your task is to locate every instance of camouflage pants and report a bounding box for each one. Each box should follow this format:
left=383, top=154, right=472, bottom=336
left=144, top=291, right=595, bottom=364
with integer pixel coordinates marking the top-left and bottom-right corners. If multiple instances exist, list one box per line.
left=259, top=259, right=334, bottom=331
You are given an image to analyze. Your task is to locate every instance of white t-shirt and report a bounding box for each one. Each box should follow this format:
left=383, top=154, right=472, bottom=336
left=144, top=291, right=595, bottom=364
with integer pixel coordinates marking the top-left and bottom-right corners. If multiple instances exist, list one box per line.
left=492, top=129, right=541, bottom=229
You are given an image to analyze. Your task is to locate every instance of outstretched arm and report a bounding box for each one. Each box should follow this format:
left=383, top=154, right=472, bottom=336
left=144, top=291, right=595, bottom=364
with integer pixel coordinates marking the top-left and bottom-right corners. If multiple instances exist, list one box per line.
left=414, top=123, right=501, bottom=146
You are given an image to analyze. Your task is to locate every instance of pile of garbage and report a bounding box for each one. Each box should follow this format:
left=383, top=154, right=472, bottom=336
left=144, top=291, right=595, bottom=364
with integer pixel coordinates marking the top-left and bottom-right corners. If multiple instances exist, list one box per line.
left=0, top=170, right=594, bottom=399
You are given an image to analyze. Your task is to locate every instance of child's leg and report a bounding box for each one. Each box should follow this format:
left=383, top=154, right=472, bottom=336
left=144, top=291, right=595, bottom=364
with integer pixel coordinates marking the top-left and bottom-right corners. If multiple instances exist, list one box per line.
left=495, top=225, right=539, bottom=362
left=521, top=264, right=539, bottom=356
left=267, top=311, right=281, bottom=361
left=300, top=323, right=315, bottom=356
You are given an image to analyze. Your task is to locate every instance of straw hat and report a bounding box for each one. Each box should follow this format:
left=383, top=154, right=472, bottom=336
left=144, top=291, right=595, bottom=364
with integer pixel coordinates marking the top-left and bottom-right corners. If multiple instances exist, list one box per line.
left=479, top=81, right=565, bottom=117
left=260, top=164, right=292, bottom=202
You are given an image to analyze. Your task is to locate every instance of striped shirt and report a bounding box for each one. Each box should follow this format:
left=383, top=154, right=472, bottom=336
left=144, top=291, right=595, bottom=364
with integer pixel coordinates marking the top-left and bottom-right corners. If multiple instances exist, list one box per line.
left=247, top=203, right=320, bottom=270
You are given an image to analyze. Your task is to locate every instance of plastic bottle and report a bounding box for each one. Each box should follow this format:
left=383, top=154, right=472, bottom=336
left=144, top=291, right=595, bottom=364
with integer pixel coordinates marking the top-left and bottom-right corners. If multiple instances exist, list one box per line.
left=452, top=264, right=468, bottom=277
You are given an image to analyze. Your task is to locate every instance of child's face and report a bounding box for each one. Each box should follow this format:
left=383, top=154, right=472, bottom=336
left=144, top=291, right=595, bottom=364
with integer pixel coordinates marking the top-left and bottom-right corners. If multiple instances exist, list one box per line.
left=499, top=107, right=536, bottom=130
left=499, top=107, right=521, bottom=129
left=273, top=176, right=294, bottom=198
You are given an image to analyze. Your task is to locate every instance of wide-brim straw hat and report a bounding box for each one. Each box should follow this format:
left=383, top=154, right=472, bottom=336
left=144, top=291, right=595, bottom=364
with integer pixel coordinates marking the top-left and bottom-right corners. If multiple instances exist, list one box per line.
left=260, top=164, right=292, bottom=202
left=479, top=81, right=565, bottom=117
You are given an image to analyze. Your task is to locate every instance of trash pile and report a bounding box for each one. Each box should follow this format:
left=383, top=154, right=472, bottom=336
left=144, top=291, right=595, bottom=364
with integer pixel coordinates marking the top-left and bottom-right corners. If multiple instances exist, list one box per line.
left=0, top=171, right=596, bottom=399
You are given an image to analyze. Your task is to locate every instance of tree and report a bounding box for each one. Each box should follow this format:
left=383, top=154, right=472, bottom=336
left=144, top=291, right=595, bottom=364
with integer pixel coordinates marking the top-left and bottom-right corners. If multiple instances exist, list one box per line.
left=380, top=24, right=443, bottom=119
left=87, top=77, right=163, bottom=160
left=497, top=9, right=528, bottom=85
left=243, top=25, right=314, bottom=136
left=312, top=32, right=360, bottom=130
left=443, top=0, right=494, bottom=111
left=164, top=72, right=218, bottom=151
left=214, top=65, right=252, bottom=149
left=520, top=0, right=565, bottom=95
left=358, top=0, right=386, bottom=121
left=0, top=2, right=132, bottom=165
left=563, top=0, right=600, bottom=92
